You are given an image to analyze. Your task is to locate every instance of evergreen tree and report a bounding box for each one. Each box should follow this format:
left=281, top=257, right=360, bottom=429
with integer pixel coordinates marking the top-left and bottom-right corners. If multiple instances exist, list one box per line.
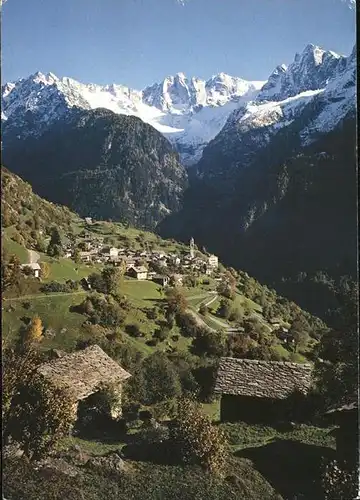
left=47, top=227, right=63, bottom=257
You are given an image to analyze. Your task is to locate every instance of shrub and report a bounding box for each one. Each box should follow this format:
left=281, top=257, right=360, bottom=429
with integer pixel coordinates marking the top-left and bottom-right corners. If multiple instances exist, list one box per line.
left=136, top=425, right=170, bottom=445
left=153, top=327, right=170, bottom=342
left=142, top=352, right=182, bottom=405
left=75, top=294, right=127, bottom=328
left=217, top=299, right=232, bottom=319
left=192, top=328, right=227, bottom=357
left=169, top=398, right=228, bottom=474
left=321, top=459, right=358, bottom=500
left=126, top=324, right=143, bottom=337
left=40, top=281, right=70, bottom=293
left=146, top=339, right=158, bottom=347
left=146, top=308, right=158, bottom=320
left=176, top=311, right=201, bottom=337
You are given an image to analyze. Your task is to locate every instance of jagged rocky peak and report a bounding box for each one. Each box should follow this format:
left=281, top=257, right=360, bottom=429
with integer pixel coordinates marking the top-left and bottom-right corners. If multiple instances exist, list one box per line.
left=257, top=43, right=345, bottom=102
left=204, top=72, right=258, bottom=105
left=142, top=72, right=205, bottom=112
left=32, top=71, right=59, bottom=84
left=142, top=71, right=264, bottom=112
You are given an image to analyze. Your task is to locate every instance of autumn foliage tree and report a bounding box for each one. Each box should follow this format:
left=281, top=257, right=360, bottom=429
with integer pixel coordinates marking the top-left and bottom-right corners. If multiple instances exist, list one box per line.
left=39, top=261, right=51, bottom=279
left=165, top=287, right=188, bottom=316
left=25, top=316, right=43, bottom=343
left=169, top=398, right=228, bottom=474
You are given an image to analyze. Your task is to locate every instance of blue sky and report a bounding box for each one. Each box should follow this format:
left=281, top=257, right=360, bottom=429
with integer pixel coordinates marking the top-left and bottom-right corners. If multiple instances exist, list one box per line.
left=1, top=0, right=356, bottom=89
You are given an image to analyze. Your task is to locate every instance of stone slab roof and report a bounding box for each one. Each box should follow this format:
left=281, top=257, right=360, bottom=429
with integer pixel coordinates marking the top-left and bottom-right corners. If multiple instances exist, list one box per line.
left=130, top=266, right=148, bottom=273
left=215, top=357, right=313, bottom=400
left=38, top=345, right=131, bottom=402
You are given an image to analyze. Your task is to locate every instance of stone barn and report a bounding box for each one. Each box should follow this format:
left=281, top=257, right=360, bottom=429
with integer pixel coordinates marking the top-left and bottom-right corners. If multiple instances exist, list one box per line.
left=37, top=345, right=131, bottom=420
left=215, top=357, right=313, bottom=423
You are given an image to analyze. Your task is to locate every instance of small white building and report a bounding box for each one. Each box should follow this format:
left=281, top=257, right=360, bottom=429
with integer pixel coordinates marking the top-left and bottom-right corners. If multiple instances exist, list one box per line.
left=109, top=247, right=119, bottom=258
left=208, top=254, right=219, bottom=268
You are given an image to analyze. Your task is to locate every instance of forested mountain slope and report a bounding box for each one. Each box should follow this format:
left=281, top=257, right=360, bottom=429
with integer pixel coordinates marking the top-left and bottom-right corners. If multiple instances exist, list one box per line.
left=2, top=108, right=187, bottom=230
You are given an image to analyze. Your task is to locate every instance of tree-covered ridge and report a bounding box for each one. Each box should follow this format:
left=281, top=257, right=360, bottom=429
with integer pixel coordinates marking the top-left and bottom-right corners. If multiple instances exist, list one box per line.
left=3, top=108, right=188, bottom=230
left=1, top=165, right=76, bottom=251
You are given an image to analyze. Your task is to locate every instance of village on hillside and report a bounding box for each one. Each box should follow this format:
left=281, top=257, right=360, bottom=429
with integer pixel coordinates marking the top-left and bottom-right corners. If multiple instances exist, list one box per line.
left=55, top=226, right=220, bottom=288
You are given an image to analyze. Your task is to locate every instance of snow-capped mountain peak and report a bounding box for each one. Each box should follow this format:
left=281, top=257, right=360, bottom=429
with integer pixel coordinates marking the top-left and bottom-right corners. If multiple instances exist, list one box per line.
left=257, top=43, right=345, bottom=102
left=2, top=68, right=266, bottom=165
left=1, top=43, right=354, bottom=167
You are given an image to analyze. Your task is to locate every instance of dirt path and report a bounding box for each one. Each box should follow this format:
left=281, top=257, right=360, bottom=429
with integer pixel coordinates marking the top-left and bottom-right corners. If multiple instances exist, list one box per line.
left=3, top=291, right=87, bottom=302
left=201, top=294, right=218, bottom=309
left=185, top=308, right=217, bottom=333
left=206, top=314, right=230, bottom=330
left=28, top=249, right=40, bottom=264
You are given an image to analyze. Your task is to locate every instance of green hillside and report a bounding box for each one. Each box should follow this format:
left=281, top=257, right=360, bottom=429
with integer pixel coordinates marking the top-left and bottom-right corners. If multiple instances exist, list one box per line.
left=2, top=167, right=341, bottom=500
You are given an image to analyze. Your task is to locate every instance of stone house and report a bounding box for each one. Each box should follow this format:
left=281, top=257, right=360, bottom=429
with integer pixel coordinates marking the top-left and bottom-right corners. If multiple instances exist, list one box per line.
left=37, top=345, right=131, bottom=420
left=84, top=217, right=93, bottom=225
left=127, top=266, right=148, bottom=280
left=215, top=357, right=313, bottom=423
left=109, top=256, right=125, bottom=267
left=124, top=257, right=136, bottom=270
left=20, top=263, right=41, bottom=279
